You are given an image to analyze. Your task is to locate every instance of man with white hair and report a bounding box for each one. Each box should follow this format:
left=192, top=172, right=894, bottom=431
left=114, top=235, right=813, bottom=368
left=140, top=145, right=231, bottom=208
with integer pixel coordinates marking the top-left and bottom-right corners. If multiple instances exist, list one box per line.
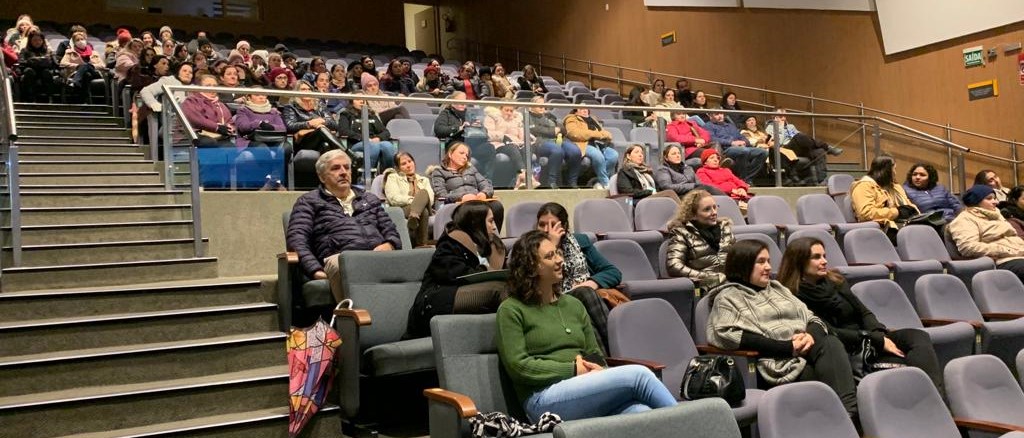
left=286, top=150, right=401, bottom=300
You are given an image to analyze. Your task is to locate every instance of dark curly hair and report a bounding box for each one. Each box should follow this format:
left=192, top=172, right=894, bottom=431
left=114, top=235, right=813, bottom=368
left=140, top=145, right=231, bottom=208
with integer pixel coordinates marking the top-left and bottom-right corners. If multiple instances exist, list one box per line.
left=507, top=230, right=551, bottom=305
left=905, top=163, right=938, bottom=190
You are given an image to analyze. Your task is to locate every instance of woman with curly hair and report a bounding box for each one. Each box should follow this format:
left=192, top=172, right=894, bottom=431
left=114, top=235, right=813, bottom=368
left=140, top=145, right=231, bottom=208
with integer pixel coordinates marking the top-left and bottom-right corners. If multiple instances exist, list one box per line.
left=496, top=230, right=676, bottom=422
left=902, top=163, right=961, bottom=221
left=665, top=189, right=735, bottom=288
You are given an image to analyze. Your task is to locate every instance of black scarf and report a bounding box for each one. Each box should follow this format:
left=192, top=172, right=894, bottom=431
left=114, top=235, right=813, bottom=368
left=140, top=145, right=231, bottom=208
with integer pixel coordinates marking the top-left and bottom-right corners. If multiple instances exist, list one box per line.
left=1001, top=203, right=1024, bottom=221
left=582, top=115, right=602, bottom=131
left=692, top=220, right=722, bottom=253
left=666, top=161, right=688, bottom=175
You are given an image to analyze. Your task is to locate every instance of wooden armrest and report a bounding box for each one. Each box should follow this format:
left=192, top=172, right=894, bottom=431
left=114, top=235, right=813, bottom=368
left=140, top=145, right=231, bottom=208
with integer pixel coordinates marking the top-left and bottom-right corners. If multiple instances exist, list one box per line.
left=606, top=194, right=632, bottom=200
left=921, top=318, right=983, bottom=329
left=882, top=262, right=896, bottom=269
left=423, top=388, right=478, bottom=418
left=954, top=418, right=1024, bottom=433
left=595, top=233, right=608, bottom=240
left=696, top=344, right=760, bottom=358
left=774, top=224, right=787, bottom=231
left=983, top=312, right=1024, bottom=321
left=333, top=308, right=372, bottom=326
left=605, top=356, right=666, bottom=372
left=276, top=251, right=298, bottom=264
left=830, top=191, right=848, bottom=197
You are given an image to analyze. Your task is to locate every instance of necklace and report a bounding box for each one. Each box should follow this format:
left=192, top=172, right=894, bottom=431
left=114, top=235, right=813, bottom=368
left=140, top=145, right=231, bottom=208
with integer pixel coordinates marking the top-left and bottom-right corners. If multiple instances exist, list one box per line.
left=554, top=301, right=572, bottom=335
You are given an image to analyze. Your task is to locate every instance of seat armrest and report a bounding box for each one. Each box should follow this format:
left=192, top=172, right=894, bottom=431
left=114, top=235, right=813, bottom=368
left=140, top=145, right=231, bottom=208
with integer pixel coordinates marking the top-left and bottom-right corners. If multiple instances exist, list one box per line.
left=277, top=251, right=298, bottom=264
left=953, top=418, right=1024, bottom=433
left=334, top=308, right=372, bottom=326
left=696, top=344, right=760, bottom=357
left=595, top=232, right=608, bottom=240
left=424, top=388, right=478, bottom=418
left=605, top=356, right=666, bottom=378
left=657, top=229, right=672, bottom=238
left=606, top=194, right=632, bottom=200
left=921, top=318, right=983, bottom=329
left=982, top=312, right=1024, bottom=321
left=773, top=224, right=787, bottom=231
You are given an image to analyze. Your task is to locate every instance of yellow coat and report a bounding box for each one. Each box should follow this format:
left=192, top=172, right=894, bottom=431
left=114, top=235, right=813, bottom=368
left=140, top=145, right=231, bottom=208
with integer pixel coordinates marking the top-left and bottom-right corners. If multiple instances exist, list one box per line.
left=562, top=114, right=612, bottom=157
left=849, top=176, right=917, bottom=230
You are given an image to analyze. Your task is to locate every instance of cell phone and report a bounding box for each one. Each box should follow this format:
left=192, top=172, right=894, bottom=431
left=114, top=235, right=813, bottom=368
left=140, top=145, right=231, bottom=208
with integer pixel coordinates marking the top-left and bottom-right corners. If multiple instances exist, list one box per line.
left=582, top=352, right=605, bottom=366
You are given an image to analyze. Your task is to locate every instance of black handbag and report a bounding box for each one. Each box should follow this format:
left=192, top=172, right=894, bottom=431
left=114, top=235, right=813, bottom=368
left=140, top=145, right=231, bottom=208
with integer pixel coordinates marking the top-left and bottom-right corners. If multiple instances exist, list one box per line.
left=905, top=210, right=946, bottom=228
left=680, top=355, right=746, bottom=406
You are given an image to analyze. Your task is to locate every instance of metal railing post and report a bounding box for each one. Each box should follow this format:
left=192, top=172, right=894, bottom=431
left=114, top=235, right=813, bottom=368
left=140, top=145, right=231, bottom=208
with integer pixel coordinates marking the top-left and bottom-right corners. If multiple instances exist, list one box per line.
left=587, top=61, right=594, bottom=90
left=188, top=141, right=204, bottom=257
left=772, top=119, right=783, bottom=187
left=515, top=49, right=521, bottom=71
left=161, top=93, right=174, bottom=190
left=521, top=107, right=533, bottom=189
left=945, top=124, right=954, bottom=191
left=560, top=54, right=566, bottom=83
left=360, top=104, right=371, bottom=188
left=8, top=145, right=21, bottom=267
left=872, top=121, right=881, bottom=157
left=1012, top=140, right=1019, bottom=186
left=616, top=66, right=623, bottom=94
left=956, top=152, right=967, bottom=193
left=809, top=93, right=816, bottom=139
left=859, top=103, right=868, bottom=163
left=655, top=117, right=666, bottom=165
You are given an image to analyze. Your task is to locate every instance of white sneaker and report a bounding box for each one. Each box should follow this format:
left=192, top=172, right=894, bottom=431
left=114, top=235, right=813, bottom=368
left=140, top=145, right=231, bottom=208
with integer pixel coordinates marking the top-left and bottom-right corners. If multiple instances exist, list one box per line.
left=593, top=182, right=605, bottom=190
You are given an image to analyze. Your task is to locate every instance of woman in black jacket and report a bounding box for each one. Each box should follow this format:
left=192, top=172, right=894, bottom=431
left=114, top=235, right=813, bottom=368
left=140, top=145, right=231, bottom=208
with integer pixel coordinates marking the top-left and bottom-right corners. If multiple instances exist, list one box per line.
left=778, top=237, right=943, bottom=391
left=404, top=200, right=506, bottom=339
left=434, top=91, right=494, bottom=178
left=281, top=80, right=341, bottom=154
left=337, top=94, right=397, bottom=170
left=17, top=29, right=57, bottom=102
left=516, top=64, right=547, bottom=95
left=615, top=144, right=679, bottom=201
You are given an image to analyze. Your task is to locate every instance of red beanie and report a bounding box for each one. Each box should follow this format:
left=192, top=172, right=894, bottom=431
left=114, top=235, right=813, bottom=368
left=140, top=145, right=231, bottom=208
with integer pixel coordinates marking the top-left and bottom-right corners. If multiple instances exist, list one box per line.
left=117, top=28, right=131, bottom=44
left=700, top=148, right=719, bottom=164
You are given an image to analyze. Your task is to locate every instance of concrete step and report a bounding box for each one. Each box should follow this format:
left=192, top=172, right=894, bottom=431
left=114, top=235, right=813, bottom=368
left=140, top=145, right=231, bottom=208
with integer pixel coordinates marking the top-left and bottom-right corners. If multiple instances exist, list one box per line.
left=0, top=255, right=217, bottom=291
left=0, top=366, right=289, bottom=437
left=15, top=136, right=134, bottom=145
left=17, top=126, right=130, bottom=139
left=16, top=114, right=123, bottom=126
left=0, top=302, right=273, bottom=356
left=18, top=120, right=121, bottom=128
left=56, top=405, right=342, bottom=438
left=0, top=332, right=285, bottom=398
left=15, top=103, right=112, bottom=113
left=15, top=142, right=141, bottom=153
left=8, top=191, right=188, bottom=208
left=3, top=220, right=195, bottom=245
left=16, top=151, right=146, bottom=161
left=11, top=183, right=169, bottom=192
left=6, top=204, right=192, bottom=226
left=0, top=278, right=270, bottom=322
left=18, top=161, right=156, bottom=173
left=13, top=171, right=163, bottom=185
left=2, top=237, right=209, bottom=267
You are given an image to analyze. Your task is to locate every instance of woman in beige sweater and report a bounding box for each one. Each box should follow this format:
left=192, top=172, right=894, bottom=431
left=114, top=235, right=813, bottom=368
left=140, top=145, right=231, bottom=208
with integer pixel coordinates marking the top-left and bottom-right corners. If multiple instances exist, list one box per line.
left=949, top=184, right=1024, bottom=282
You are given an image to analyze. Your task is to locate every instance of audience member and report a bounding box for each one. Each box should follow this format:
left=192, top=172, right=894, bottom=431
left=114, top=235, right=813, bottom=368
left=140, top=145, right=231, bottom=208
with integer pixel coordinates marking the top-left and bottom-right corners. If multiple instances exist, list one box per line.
left=563, top=108, right=618, bottom=189
left=382, top=152, right=433, bottom=247
left=160, top=39, right=176, bottom=62
left=192, top=51, right=209, bottom=77
left=652, top=88, right=683, bottom=124
left=622, top=86, right=658, bottom=127
left=491, top=63, right=515, bottom=99
left=765, top=109, right=842, bottom=184
left=140, top=61, right=193, bottom=113
left=902, top=163, right=961, bottom=222
left=416, top=65, right=449, bottom=96
left=666, top=189, right=735, bottom=288
left=359, top=56, right=376, bottom=77
left=696, top=149, right=751, bottom=202
left=140, top=31, right=157, bottom=51
left=706, top=108, right=768, bottom=184
left=720, top=91, right=743, bottom=126
left=404, top=200, right=507, bottom=339
left=779, top=237, right=943, bottom=390
left=707, top=239, right=857, bottom=416
left=675, top=77, right=694, bottom=107
left=231, top=89, right=287, bottom=189
left=282, top=79, right=344, bottom=184
left=286, top=150, right=401, bottom=301
left=434, top=92, right=493, bottom=176
left=483, top=104, right=530, bottom=188
left=337, top=93, right=398, bottom=171
left=298, top=57, right=326, bottom=84
left=16, top=28, right=55, bottom=102
left=527, top=96, right=579, bottom=188
left=536, top=202, right=624, bottom=351
left=640, top=78, right=665, bottom=106
left=615, top=145, right=679, bottom=201
left=113, top=38, right=143, bottom=82
left=850, top=155, right=918, bottom=242
left=5, top=14, right=34, bottom=52
left=429, top=141, right=505, bottom=231
left=235, top=40, right=251, bottom=65
left=949, top=184, right=1024, bottom=282
left=195, top=37, right=218, bottom=62
left=346, top=60, right=364, bottom=91
left=974, top=169, right=1011, bottom=202
left=266, top=67, right=293, bottom=106
left=186, top=31, right=208, bottom=55
left=134, top=55, right=170, bottom=123
left=665, top=111, right=712, bottom=159
left=400, top=58, right=419, bottom=86
left=451, top=64, right=480, bottom=100
left=380, top=59, right=415, bottom=95
left=476, top=66, right=496, bottom=99
left=517, top=64, right=547, bottom=94
left=181, top=74, right=236, bottom=147
left=740, top=115, right=802, bottom=184
left=999, top=186, right=1024, bottom=237
left=654, top=144, right=725, bottom=197
left=361, top=72, right=410, bottom=125
left=496, top=230, right=677, bottom=422
left=688, top=90, right=711, bottom=123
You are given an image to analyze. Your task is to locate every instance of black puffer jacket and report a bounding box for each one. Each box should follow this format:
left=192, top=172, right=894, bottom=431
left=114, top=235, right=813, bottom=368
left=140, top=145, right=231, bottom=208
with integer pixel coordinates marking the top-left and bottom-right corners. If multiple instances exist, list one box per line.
left=281, top=102, right=338, bottom=134
left=286, top=187, right=402, bottom=277
left=434, top=106, right=466, bottom=141
left=336, top=106, right=391, bottom=142
left=429, top=165, right=494, bottom=209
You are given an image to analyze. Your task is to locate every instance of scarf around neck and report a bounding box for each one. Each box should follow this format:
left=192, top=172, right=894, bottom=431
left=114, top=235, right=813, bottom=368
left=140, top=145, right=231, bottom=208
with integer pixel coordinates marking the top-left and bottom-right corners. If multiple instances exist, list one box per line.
left=559, top=234, right=589, bottom=293
left=244, top=99, right=273, bottom=113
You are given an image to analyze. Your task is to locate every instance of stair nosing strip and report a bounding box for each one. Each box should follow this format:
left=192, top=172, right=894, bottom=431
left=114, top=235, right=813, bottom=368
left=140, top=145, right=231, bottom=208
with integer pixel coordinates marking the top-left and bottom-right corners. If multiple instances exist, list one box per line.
left=17, top=152, right=146, bottom=156
left=8, top=172, right=160, bottom=176
left=0, top=332, right=286, bottom=367
left=56, top=405, right=340, bottom=438
left=7, top=204, right=191, bottom=212
left=0, top=277, right=260, bottom=299
left=4, top=237, right=209, bottom=251
left=1, top=256, right=216, bottom=274
left=10, top=184, right=167, bottom=189
left=0, top=302, right=274, bottom=330
left=0, top=366, right=288, bottom=410
left=8, top=190, right=184, bottom=196
left=17, top=137, right=131, bottom=141
left=2, top=220, right=194, bottom=231
left=14, top=143, right=137, bottom=147
left=19, top=160, right=152, bottom=164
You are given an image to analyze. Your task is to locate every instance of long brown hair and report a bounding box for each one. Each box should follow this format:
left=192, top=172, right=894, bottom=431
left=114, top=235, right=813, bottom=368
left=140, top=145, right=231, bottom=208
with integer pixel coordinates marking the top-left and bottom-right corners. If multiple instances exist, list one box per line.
left=507, top=230, right=549, bottom=305
left=778, top=237, right=845, bottom=292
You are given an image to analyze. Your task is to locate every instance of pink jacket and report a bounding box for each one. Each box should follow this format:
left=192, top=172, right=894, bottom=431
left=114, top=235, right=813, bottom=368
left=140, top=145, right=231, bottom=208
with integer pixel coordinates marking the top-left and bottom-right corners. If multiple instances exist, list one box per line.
left=666, top=119, right=711, bottom=157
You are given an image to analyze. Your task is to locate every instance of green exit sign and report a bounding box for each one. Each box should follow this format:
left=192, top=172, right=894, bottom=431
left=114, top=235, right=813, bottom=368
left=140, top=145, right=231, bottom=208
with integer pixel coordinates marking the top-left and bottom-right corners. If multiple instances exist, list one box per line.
left=964, top=46, right=984, bottom=67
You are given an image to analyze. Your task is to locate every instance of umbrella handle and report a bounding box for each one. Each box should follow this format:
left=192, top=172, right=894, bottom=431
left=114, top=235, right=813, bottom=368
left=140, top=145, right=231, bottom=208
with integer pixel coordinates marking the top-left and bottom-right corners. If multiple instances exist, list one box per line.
left=328, top=299, right=353, bottom=327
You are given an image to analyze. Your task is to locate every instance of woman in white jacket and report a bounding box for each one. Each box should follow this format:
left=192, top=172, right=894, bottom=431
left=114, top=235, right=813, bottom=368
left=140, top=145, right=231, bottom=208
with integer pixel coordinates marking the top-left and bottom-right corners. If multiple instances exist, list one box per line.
left=140, top=62, right=194, bottom=112
left=383, top=152, right=434, bottom=247
left=484, top=105, right=532, bottom=188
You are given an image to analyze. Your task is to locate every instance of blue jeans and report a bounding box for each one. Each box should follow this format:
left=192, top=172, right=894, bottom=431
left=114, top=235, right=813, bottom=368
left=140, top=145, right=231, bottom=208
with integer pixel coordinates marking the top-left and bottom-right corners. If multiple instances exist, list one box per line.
left=524, top=364, right=677, bottom=422
left=723, top=146, right=768, bottom=184
left=536, top=140, right=580, bottom=186
left=352, top=140, right=397, bottom=170
left=584, top=145, right=619, bottom=186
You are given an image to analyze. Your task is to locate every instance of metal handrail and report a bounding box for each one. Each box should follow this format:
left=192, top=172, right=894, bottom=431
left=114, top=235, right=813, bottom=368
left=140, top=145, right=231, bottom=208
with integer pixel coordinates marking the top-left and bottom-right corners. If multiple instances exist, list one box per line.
left=472, top=41, right=1020, bottom=152
left=160, top=85, right=202, bottom=257
left=1, top=65, right=22, bottom=267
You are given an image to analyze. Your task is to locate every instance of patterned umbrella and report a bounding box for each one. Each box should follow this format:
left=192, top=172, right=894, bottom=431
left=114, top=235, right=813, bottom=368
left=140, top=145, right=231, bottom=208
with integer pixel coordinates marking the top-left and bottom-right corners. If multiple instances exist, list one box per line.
left=287, top=301, right=347, bottom=437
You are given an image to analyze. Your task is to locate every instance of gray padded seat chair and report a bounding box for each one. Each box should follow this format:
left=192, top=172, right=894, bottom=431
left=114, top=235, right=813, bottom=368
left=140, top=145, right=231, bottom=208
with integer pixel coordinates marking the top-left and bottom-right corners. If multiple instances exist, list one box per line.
left=386, top=118, right=428, bottom=138
left=334, top=248, right=436, bottom=425
left=897, top=225, right=995, bottom=289
left=795, top=193, right=879, bottom=246
left=857, top=367, right=960, bottom=438
left=432, top=203, right=459, bottom=240
left=786, top=228, right=889, bottom=287
left=734, top=233, right=782, bottom=275
left=410, top=113, right=438, bottom=135
left=370, top=174, right=386, bottom=199
left=712, top=195, right=780, bottom=242
left=945, top=354, right=1024, bottom=438
left=843, top=227, right=943, bottom=307
left=757, top=381, right=859, bottom=438
left=692, top=295, right=759, bottom=388
left=746, top=195, right=830, bottom=246
left=972, top=269, right=1024, bottom=316
left=426, top=314, right=736, bottom=438
left=602, top=119, right=635, bottom=141
left=574, top=198, right=663, bottom=269
left=835, top=193, right=858, bottom=223
left=826, top=174, right=854, bottom=198
left=608, top=299, right=764, bottom=428
left=1018, top=349, right=1024, bottom=390
left=397, top=136, right=442, bottom=170
left=915, top=274, right=1024, bottom=367
left=594, top=239, right=696, bottom=332
left=850, top=279, right=975, bottom=370
left=633, top=197, right=678, bottom=232
left=504, top=201, right=544, bottom=239
left=630, top=126, right=663, bottom=155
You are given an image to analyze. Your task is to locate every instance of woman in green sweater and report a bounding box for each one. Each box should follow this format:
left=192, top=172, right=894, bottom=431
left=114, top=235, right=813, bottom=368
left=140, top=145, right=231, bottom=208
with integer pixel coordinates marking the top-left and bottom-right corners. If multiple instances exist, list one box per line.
left=496, top=230, right=676, bottom=422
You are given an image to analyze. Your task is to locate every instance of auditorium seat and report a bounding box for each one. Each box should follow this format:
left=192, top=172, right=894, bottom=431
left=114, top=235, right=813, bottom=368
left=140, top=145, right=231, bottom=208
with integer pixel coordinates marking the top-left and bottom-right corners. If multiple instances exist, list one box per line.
left=758, top=381, right=859, bottom=438
left=843, top=227, right=943, bottom=306
left=945, top=355, right=1024, bottom=437
left=595, top=239, right=696, bottom=331
left=896, top=224, right=994, bottom=289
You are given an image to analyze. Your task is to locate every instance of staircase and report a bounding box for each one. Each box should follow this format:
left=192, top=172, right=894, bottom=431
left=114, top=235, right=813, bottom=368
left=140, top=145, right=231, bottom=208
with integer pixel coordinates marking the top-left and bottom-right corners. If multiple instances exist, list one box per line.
left=0, top=103, right=340, bottom=437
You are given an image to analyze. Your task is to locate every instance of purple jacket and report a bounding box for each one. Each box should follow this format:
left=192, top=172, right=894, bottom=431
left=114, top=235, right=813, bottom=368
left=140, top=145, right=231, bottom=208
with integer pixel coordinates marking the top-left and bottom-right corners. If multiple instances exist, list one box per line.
left=232, top=106, right=286, bottom=149
left=286, top=187, right=402, bottom=277
left=181, top=93, right=233, bottom=133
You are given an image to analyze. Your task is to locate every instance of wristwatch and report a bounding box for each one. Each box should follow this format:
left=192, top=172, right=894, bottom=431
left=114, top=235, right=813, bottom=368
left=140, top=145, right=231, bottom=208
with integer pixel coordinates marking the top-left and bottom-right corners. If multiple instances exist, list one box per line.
left=858, top=330, right=870, bottom=340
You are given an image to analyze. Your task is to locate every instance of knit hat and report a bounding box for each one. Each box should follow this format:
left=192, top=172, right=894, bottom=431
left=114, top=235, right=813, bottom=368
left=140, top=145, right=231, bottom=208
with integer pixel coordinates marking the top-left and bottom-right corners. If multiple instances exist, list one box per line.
left=700, top=148, right=720, bottom=164
left=268, top=67, right=290, bottom=82
left=962, top=184, right=995, bottom=207
left=360, top=72, right=379, bottom=89
left=251, top=50, right=269, bottom=62
left=159, top=26, right=172, bottom=38
left=227, top=50, right=244, bottom=65
left=236, top=40, right=250, bottom=51
left=273, top=43, right=289, bottom=53
left=116, top=28, right=131, bottom=44
left=197, top=37, right=211, bottom=48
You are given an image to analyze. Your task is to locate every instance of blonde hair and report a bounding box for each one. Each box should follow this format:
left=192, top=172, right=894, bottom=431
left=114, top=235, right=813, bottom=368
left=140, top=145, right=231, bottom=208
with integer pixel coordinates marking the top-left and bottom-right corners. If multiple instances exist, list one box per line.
left=668, top=189, right=712, bottom=228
